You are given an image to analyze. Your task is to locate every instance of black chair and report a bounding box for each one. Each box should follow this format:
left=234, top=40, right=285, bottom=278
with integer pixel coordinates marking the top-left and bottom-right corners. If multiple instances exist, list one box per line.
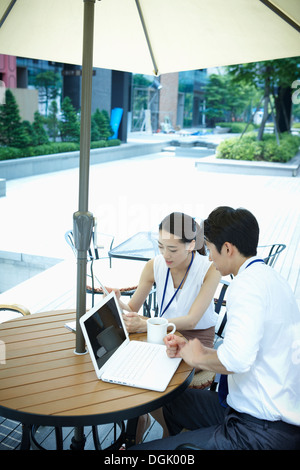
left=188, top=279, right=230, bottom=390
left=0, top=304, right=31, bottom=322
left=65, top=229, right=115, bottom=306
left=229, top=243, right=287, bottom=280
left=65, top=230, right=157, bottom=316
left=65, top=229, right=114, bottom=267
left=257, top=243, right=286, bottom=268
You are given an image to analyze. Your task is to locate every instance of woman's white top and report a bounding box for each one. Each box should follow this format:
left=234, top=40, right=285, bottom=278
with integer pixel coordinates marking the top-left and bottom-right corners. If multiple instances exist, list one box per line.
left=153, top=252, right=217, bottom=330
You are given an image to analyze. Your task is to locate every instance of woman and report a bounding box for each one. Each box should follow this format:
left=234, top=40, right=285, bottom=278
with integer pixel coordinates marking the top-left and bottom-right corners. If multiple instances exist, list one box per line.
left=117, top=212, right=221, bottom=444
left=118, top=212, right=220, bottom=348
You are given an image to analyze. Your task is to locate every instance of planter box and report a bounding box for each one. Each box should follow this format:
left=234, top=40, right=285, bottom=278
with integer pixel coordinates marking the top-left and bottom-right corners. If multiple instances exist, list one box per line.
left=0, top=141, right=165, bottom=182
left=194, top=152, right=300, bottom=177
left=0, top=178, right=5, bottom=197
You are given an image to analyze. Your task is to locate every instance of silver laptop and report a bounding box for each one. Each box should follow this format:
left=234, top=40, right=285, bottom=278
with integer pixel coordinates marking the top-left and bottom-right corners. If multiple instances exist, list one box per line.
left=79, top=291, right=181, bottom=392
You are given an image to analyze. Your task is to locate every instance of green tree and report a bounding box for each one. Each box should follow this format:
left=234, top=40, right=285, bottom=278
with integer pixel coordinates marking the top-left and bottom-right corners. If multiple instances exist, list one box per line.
left=0, top=89, right=30, bottom=147
left=22, top=120, right=38, bottom=146
left=133, top=74, right=152, bottom=87
left=227, top=57, right=300, bottom=139
left=47, top=100, right=60, bottom=142
left=59, top=96, right=80, bottom=142
left=34, top=71, right=61, bottom=116
left=32, top=111, right=49, bottom=145
left=204, top=73, right=258, bottom=127
left=101, top=110, right=113, bottom=139
left=91, top=108, right=113, bottom=141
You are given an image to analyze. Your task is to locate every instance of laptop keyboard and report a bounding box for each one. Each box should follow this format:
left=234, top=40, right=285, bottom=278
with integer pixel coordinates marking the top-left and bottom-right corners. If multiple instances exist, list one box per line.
left=110, top=341, right=162, bottom=382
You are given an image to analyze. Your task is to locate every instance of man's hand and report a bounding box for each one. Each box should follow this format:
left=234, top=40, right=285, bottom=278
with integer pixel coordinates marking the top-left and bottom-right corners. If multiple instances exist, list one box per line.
left=164, top=334, right=187, bottom=358
left=164, top=336, right=205, bottom=368
left=179, top=338, right=207, bottom=369
left=168, top=336, right=231, bottom=374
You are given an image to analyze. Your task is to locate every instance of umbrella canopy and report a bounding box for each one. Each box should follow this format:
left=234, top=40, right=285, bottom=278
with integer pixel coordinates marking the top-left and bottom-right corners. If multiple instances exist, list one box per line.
left=0, top=0, right=299, bottom=355
left=0, top=0, right=300, bottom=76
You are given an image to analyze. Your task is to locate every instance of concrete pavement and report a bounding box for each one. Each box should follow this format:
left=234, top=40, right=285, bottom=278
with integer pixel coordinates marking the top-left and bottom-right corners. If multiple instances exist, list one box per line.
left=0, top=131, right=299, bottom=302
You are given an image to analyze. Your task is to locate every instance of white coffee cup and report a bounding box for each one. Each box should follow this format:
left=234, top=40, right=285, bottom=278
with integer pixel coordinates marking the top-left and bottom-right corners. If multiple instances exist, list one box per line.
left=147, top=317, right=176, bottom=345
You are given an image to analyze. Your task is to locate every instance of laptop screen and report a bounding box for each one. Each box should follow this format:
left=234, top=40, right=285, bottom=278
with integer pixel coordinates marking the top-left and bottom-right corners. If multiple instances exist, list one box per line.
left=83, top=295, right=127, bottom=369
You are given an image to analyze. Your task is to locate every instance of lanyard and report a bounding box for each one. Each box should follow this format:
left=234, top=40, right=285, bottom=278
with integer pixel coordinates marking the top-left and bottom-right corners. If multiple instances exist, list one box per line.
left=160, top=251, right=194, bottom=317
left=245, top=258, right=265, bottom=269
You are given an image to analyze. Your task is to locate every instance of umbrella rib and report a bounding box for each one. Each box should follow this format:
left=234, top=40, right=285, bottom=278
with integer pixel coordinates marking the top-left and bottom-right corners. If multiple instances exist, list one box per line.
left=259, top=0, right=300, bottom=33
left=134, top=0, right=159, bottom=76
left=0, top=0, right=17, bottom=29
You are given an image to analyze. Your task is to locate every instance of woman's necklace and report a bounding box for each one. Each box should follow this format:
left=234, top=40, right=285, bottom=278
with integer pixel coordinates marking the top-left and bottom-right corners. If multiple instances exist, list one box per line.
left=160, top=251, right=194, bottom=317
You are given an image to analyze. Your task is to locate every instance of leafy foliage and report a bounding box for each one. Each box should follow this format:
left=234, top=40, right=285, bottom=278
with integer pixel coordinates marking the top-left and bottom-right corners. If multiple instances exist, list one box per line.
left=34, top=71, right=61, bottom=116
left=227, top=58, right=300, bottom=136
left=216, top=133, right=300, bottom=163
left=0, top=139, right=121, bottom=160
left=204, top=74, right=259, bottom=127
left=91, top=108, right=113, bottom=141
left=59, top=96, right=80, bottom=142
left=0, top=92, right=120, bottom=160
left=0, top=89, right=30, bottom=147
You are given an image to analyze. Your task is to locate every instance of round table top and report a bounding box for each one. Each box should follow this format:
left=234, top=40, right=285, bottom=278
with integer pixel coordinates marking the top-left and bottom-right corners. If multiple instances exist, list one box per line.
left=0, top=309, right=193, bottom=427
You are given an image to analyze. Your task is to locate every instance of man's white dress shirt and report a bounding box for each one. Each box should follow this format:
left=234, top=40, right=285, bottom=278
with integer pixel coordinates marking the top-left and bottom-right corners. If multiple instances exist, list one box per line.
left=217, top=256, right=300, bottom=425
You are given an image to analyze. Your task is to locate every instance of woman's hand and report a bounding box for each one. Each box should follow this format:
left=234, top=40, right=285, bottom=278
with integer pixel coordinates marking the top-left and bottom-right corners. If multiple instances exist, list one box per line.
left=122, top=311, right=146, bottom=333
left=106, top=287, right=121, bottom=299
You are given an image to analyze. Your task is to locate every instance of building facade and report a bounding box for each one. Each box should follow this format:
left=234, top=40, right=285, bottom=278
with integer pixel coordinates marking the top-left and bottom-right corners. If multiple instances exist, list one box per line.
left=0, top=54, right=209, bottom=140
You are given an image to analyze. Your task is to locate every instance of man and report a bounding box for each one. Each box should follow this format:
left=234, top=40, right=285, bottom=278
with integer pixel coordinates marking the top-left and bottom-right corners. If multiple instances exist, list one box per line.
left=133, top=206, right=300, bottom=450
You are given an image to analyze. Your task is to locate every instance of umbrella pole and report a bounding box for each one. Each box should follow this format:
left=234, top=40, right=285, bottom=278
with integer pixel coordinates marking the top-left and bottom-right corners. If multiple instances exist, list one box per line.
left=74, top=0, right=96, bottom=355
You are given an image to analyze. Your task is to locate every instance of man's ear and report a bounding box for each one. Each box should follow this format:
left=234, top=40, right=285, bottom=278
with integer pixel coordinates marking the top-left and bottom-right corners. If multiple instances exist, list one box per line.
left=223, top=242, right=235, bottom=256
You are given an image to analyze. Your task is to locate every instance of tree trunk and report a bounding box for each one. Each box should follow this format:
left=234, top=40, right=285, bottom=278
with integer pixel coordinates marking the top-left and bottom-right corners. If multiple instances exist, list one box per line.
left=275, top=86, right=292, bottom=133
left=257, top=70, right=270, bottom=141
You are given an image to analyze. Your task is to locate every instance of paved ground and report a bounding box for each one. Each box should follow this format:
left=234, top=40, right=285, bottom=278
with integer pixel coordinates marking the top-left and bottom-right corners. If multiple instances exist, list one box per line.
left=0, top=131, right=299, bottom=299
left=0, top=131, right=299, bottom=449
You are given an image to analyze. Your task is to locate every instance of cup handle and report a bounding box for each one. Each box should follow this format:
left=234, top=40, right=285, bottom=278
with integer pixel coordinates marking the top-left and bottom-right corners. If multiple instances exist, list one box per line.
left=168, top=322, right=176, bottom=335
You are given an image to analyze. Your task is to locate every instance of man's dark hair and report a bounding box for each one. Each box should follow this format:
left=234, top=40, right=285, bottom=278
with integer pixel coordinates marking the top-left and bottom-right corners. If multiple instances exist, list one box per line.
left=204, top=206, right=259, bottom=256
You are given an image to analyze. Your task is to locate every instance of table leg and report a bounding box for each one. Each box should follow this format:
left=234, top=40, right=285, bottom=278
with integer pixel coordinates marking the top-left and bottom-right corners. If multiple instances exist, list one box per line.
left=20, top=424, right=31, bottom=450
left=123, top=417, right=139, bottom=449
left=70, top=426, right=86, bottom=450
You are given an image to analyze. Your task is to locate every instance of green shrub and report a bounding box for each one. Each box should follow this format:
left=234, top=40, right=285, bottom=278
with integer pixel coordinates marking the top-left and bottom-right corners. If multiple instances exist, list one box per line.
left=216, top=122, right=257, bottom=133
left=91, top=109, right=113, bottom=141
left=0, top=94, right=121, bottom=162
left=0, top=89, right=31, bottom=148
left=216, top=133, right=300, bottom=163
left=105, top=139, right=121, bottom=147
left=0, top=139, right=121, bottom=161
left=59, top=97, right=80, bottom=143
left=0, top=147, right=20, bottom=161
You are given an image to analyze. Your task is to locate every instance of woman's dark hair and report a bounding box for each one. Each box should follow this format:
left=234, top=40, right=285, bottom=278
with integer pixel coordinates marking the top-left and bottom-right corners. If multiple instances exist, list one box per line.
left=204, top=206, right=259, bottom=257
left=159, top=212, right=206, bottom=255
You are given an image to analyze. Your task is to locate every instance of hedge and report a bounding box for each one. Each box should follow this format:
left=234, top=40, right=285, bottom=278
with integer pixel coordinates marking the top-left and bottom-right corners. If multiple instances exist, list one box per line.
left=0, top=139, right=121, bottom=161
left=216, top=133, right=300, bottom=163
left=215, top=122, right=257, bottom=133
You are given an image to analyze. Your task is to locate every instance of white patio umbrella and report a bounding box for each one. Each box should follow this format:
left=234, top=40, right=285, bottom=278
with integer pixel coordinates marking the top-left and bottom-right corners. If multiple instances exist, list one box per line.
left=0, top=0, right=300, bottom=355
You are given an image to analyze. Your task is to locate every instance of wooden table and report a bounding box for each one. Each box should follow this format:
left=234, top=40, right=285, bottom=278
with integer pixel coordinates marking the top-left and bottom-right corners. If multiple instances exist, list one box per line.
left=0, top=310, right=193, bottom=450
